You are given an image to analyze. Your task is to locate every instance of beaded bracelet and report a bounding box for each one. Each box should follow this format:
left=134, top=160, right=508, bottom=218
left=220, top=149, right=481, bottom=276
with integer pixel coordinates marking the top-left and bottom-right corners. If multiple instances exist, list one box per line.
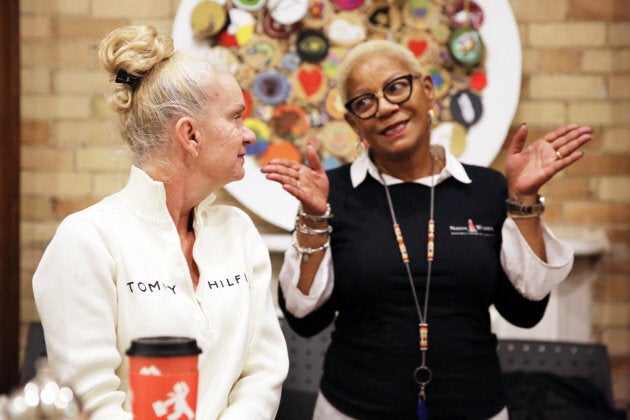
left=291, top=237, right=330, bottom=261
left=298, top=203, right=333, bottom=222
left=295, top=218, right=333, bottom=235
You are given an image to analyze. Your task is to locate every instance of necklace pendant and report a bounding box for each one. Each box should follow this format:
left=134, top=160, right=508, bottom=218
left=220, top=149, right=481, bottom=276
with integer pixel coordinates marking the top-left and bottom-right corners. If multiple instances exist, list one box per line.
left=417, top=386, right=428, bottom=420
left=417, top=399, right=428, bottom=420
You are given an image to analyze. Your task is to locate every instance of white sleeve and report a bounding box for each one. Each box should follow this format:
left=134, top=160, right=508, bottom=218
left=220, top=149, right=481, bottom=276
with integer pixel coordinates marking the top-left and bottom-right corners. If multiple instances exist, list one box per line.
left=32, top=216, right=132, bottom=420
left=220, top=219, right=289, bottom=419
left=277, top=232, right=335, bottom=318
left=500, top=217, right=574, bottom=301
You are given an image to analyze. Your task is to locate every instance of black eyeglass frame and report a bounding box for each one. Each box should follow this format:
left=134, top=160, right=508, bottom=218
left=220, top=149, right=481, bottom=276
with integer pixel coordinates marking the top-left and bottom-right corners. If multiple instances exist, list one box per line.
left=344, top=74, right=417, bottom=120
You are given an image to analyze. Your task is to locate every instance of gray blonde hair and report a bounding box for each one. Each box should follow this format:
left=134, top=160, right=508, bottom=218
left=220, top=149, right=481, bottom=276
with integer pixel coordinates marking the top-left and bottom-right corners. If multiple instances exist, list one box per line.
left=98, top=25, right=228, bottom=167
left=335, top=40, right=424, bottom=103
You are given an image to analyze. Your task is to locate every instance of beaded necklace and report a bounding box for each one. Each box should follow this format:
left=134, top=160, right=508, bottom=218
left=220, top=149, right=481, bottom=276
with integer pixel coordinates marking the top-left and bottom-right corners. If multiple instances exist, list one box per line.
left=377, top=154, right=436, bottom=420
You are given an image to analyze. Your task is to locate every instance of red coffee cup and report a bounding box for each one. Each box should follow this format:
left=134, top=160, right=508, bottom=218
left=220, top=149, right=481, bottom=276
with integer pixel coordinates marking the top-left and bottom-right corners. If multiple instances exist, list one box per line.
left=126, top=336, right=202, bottom=420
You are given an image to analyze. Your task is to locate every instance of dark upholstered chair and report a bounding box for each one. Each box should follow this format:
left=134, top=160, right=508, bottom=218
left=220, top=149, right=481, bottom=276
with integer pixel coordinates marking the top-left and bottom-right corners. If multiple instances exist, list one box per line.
left=276, top=317, right=331, bottom=420
left=496, top=339, right=615, bottom=407
left=20, top=321, right=47, bottom=385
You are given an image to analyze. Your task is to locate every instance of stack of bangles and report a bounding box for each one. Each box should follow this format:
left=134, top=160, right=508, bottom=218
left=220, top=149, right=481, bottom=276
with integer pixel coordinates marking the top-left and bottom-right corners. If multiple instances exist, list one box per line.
left=292, top=203, right=333, bottom=261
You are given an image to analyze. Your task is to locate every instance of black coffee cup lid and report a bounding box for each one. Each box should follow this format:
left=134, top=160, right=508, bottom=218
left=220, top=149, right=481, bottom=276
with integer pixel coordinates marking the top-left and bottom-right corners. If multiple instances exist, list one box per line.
left=126, top=336, right=202, bottom=357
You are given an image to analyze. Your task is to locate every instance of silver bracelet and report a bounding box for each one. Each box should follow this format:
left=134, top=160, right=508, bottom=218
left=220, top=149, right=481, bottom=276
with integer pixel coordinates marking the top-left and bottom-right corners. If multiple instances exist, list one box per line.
left=291, top=237, right=330, bottom=261
left=298, top=203, right=333, bottom=222
left=295, top=217, right=332, bottom=235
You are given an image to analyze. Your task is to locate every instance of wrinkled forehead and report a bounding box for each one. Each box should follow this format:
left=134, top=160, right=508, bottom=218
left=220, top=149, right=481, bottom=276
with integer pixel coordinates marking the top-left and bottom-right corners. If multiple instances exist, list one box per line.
left=207, top=71, right=240, bottom=96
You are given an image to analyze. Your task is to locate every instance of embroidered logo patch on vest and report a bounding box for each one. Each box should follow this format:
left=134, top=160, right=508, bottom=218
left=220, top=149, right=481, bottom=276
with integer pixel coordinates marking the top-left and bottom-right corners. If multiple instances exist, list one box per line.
left=449, top=219, right=495, bottom=237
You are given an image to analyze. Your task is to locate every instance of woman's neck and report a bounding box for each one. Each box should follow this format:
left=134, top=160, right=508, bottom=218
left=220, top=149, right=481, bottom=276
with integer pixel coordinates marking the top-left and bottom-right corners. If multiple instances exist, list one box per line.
left=372, top=145, right=445, bottom=182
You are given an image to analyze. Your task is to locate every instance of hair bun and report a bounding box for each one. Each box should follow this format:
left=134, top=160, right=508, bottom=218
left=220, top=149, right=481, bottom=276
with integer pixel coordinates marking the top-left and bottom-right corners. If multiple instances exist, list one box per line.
left=99, top=25, right=174, bottom=110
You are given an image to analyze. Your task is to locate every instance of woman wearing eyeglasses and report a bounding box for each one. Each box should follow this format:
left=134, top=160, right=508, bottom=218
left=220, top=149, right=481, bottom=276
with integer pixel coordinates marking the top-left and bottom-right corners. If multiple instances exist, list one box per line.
left=262, top=40, right=593, bottom=419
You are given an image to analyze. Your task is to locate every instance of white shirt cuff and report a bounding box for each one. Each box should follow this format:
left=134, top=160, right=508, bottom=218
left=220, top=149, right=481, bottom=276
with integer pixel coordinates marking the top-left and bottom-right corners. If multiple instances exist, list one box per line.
left=501, top=218, right=575, bottom=301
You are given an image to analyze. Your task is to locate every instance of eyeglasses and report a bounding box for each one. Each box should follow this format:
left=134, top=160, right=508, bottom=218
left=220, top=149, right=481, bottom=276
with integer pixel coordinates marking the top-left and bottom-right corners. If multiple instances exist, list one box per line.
left=344, top=74, right=416, bottom=120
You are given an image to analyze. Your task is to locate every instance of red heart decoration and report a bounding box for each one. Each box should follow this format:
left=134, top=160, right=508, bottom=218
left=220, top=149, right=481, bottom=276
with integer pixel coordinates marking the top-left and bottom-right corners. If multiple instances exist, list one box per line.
left=217, top=30, right=238, bottom=47
left=298, top=68, right=323, bottom=97
left=407, top=39, right=428, bottom=57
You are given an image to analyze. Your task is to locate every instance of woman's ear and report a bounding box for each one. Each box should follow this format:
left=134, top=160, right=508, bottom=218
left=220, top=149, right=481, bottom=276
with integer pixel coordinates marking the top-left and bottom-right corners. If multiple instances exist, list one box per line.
left=175, top=117, right=199, bottom=158
left=421, top=74, right=435, bottom=105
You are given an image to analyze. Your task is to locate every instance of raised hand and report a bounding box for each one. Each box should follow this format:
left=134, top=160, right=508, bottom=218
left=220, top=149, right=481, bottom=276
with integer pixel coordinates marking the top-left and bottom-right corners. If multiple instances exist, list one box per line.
left=505, top=123, right=593, bottom=199
left=261, top=143, right=330, bottom=215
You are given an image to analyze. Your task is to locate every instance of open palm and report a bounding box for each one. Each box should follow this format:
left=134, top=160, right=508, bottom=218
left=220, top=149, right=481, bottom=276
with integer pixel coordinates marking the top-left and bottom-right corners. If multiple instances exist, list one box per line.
left=505, top=123, right=593, bottom=198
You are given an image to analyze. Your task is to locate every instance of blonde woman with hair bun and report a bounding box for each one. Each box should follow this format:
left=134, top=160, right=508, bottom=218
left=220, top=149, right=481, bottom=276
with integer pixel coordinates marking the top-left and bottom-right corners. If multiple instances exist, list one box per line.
left=33, top=24, right=288, bottom=419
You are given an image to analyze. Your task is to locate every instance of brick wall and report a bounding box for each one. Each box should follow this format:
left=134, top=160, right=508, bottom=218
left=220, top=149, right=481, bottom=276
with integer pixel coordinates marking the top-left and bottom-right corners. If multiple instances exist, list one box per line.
left=18, top=0, right=630, bottom=410
left=506, top=0, right=630, bottom=410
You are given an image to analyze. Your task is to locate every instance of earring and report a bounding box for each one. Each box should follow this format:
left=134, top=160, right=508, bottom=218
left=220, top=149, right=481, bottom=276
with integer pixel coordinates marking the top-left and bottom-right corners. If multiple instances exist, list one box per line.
left=355, top=140, right=366, bottom=157
left=428, top=109, right=435, bottom=125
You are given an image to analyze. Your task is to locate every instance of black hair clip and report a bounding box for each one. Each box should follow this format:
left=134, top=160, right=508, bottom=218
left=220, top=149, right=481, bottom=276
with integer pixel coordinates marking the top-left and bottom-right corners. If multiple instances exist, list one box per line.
left=115, top=69, right=141, bottom=90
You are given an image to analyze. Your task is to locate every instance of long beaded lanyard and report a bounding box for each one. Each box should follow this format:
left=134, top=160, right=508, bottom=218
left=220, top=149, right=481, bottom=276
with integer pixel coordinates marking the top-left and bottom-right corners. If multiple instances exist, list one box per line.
left=377, top=156, right=436, bottom=420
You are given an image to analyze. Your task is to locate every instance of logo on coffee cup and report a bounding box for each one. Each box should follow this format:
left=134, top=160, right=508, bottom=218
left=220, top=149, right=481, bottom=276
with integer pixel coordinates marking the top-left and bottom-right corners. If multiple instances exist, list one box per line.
left=151, top=381, right=195, bottom=419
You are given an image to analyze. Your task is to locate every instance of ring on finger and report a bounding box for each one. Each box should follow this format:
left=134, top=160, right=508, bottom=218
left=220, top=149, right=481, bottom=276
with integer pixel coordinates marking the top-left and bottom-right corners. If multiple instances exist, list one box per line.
left=555, top=150, right=563, bottom=159
left=296, top=179, right=301, bottom=190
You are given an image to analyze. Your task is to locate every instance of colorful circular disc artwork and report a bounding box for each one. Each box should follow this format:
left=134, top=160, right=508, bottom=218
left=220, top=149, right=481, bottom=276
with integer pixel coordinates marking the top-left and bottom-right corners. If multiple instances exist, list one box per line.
left=172, top=0, right=522, bottom=230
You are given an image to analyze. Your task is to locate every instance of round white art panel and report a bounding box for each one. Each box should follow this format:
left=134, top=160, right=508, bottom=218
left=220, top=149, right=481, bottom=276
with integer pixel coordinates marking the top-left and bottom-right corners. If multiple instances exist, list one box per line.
left=172, top=0, right=522, bottom=231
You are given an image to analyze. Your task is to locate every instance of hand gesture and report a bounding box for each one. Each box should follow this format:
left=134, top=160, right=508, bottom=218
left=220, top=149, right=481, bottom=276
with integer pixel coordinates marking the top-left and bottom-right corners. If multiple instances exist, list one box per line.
left=505, top=123, right=593, bottom=200
left=261, top=143, right=330, bottom=215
